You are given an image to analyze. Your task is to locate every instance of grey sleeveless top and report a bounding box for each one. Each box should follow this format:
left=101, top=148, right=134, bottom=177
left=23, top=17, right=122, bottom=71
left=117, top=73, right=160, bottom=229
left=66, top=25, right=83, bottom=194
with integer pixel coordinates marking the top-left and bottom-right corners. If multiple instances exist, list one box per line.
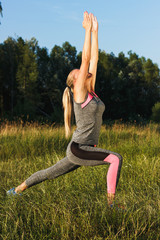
left=71, top=91, right=105, bottom=145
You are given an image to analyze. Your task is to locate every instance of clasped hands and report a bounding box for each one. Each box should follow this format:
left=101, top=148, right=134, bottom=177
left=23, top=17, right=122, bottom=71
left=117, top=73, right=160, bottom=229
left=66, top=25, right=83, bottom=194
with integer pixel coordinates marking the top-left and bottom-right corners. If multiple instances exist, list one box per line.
left=82, top=11, right=98, bottom=32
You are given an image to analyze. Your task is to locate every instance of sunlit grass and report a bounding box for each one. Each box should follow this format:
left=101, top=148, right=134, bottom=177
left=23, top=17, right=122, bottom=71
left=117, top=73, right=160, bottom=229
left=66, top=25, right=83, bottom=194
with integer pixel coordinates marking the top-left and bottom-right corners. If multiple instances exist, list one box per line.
left=0, top=122, right=160, bottom=239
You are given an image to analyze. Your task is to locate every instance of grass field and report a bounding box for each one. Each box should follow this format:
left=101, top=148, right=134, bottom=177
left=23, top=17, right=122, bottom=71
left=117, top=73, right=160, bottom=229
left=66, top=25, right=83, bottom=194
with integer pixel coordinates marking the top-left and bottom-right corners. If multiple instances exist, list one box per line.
left=0, top=122, right=160, bottom=240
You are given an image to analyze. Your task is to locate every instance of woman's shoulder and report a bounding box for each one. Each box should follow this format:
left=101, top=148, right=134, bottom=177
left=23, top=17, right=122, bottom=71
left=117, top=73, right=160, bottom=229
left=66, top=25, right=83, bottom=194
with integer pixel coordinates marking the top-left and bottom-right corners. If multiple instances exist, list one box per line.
left=73, top=86, right=88, bottom=104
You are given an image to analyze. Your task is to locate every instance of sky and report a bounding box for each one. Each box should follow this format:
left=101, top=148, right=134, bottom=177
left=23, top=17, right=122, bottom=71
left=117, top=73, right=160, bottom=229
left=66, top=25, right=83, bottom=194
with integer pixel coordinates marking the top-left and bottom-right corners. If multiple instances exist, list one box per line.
left=0, top=0, right=160, bottom=67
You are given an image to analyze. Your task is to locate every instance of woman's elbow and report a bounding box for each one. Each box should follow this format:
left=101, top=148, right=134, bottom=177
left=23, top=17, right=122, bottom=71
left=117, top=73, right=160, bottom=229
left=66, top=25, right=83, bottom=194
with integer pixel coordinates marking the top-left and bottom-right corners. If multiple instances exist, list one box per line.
left=91, top=55, right=98, bottom=63
left=82, top=54, right=91, bottom=65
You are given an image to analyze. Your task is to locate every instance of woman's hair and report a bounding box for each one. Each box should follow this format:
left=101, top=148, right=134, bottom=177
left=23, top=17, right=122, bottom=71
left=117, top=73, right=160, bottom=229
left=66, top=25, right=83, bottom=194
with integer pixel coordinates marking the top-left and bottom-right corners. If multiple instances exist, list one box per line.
left=62, top=71, right=74, bottom=138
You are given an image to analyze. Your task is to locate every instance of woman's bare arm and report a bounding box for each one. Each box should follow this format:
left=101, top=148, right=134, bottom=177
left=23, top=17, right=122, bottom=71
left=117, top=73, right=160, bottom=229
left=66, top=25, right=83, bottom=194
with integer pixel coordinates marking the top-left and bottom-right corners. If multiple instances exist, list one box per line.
left=89, top=14, right=99, bottom=91
left=74, top=12, right=92, bottom=102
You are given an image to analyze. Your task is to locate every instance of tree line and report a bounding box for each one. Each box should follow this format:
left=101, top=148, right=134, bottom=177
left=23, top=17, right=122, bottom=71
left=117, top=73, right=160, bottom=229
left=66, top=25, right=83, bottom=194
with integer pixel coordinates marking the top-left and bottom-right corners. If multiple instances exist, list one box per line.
left=0, top=37, right=160, bottom=123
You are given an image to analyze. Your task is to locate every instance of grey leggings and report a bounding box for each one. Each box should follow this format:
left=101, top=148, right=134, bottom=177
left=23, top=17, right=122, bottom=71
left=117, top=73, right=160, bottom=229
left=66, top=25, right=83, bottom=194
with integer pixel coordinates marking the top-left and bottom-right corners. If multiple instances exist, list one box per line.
left=25, top=157, right=80, bottom=187
left=25, top=141, right=122, bottom=193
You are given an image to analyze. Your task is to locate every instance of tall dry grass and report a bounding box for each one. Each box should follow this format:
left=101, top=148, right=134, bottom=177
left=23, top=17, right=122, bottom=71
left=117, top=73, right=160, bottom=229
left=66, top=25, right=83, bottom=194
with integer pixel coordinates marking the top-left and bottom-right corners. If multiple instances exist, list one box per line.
left=0, top=122, right=159, bottom=239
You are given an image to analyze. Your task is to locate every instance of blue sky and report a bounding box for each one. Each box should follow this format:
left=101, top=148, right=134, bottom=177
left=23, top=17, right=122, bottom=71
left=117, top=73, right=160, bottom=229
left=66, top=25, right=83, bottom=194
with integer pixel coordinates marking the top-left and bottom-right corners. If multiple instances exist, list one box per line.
left=0, top=0, right=160, bottom=67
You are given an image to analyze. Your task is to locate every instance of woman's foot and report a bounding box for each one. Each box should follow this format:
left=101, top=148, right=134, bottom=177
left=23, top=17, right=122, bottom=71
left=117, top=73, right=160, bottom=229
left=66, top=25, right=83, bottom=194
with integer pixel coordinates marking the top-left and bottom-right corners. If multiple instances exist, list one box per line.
left=107, top=193, right=115, bottom=206
left=107, top=193, right=126, bottom=211
left=15, top=181, right=28, bottom=193
left=7, top=181, right=27, bottom=196
left=7, top=187, right=22, bottom=196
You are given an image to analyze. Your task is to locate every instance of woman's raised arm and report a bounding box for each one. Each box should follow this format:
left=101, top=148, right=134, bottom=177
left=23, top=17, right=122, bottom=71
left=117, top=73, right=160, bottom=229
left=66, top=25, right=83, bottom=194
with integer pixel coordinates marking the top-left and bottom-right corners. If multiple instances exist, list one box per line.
left=74, top=12, right=92, bottom=95
left=89, top=14, right=99, bottom=91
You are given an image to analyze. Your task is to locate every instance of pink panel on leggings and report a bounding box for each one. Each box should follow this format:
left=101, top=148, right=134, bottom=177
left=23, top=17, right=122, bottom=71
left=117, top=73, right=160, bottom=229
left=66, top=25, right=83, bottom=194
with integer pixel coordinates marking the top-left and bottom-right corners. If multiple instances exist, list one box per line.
left=81, top=93, right=93, bottom=109
left=103, top=154, right=119, bottom=194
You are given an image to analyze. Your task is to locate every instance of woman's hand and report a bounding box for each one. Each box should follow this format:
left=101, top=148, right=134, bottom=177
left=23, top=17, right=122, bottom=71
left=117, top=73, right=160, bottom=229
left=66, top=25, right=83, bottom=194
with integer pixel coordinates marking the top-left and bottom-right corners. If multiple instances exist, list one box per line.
left=91, top=14, right=98, bottom=32
left=82, top=11, right=92, bottom=31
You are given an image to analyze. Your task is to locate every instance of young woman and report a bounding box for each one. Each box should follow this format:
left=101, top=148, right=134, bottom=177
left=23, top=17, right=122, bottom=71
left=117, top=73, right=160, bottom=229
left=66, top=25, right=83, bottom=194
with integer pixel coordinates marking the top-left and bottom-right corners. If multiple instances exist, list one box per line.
left=7, top=12, right=123, bottom=207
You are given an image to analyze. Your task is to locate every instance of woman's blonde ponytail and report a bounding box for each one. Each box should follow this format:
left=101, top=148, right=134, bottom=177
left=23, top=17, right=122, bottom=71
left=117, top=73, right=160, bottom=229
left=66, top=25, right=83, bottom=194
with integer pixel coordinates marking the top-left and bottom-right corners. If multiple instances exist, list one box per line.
left=62, top=87, right=73, bottom=138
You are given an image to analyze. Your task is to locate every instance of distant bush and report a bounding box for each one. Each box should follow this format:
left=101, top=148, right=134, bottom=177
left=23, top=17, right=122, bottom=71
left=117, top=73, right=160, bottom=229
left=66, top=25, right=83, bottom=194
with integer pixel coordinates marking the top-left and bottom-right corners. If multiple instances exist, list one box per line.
left=151, top=102, right=160, bottom=122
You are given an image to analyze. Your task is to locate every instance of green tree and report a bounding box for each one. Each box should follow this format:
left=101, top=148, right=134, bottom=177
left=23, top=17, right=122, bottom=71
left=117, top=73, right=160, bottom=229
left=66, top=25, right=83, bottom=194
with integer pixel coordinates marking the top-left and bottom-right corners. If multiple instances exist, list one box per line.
left=96, top=50, right=160, bottom=121
left=0, top=44, right=4, bottom=116
left=126, top=54, right=145, bottom=119
left=96, top=51, right=125, bottom=119
left=151, top=102, right=160, bottom=122
left=0, top=38, right=18, bottom=117
left=36, top=46, right=51, bottom=119
left=41, top=41, right=78, bottom=121
left=0, top=36, right=160, bottom=122
left=142, top=58, right=160, bottom=117
left=16, top=39, right=39, bottom=118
